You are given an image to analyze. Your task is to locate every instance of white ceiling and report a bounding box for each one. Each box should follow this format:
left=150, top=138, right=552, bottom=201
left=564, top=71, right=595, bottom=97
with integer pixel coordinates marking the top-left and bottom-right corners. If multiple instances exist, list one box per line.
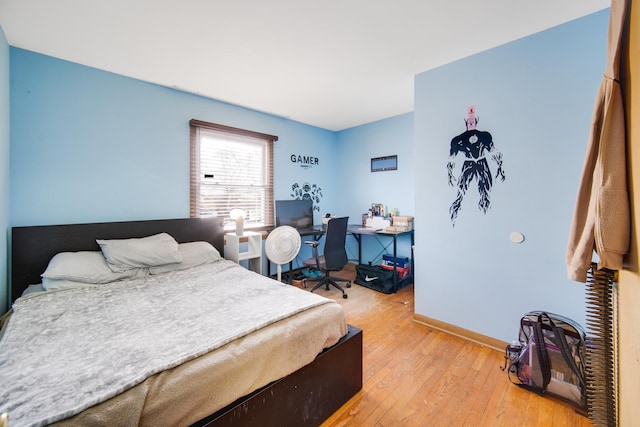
left=0, top=0, right=610, bottom=131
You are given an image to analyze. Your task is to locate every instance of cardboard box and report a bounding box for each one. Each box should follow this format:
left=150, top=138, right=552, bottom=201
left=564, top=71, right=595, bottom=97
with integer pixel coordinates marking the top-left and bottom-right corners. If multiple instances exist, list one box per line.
left=382, top=254, right=409, bottom=267
left=385, top=226, right=409, bottom=233
left=391, top=215, right=414, bottom=230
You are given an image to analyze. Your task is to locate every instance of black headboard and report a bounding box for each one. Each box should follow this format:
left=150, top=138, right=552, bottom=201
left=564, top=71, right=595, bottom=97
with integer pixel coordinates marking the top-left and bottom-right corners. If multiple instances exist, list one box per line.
left=11, top=217, right=225, bottom=304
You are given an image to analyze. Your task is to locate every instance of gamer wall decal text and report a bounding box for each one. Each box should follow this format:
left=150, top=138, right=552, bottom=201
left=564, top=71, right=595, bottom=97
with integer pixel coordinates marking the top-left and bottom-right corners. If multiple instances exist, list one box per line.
left=291, top=154, right=319, bottom=169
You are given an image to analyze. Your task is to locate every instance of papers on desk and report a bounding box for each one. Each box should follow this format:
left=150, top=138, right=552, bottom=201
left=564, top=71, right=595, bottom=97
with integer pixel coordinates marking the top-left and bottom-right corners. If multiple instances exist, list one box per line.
left=356, top=227, right=383, bottom=232
left=365, top=217, right=391, bottom=230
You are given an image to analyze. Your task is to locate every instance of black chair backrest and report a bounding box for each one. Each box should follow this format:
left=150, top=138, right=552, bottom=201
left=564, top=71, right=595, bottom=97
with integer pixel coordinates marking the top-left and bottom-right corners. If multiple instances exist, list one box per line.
left=323, top=217, right=349, bottom=270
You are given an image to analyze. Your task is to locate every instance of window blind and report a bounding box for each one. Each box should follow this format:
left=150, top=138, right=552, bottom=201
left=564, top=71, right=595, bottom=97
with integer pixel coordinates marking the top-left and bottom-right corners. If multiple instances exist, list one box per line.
left=190, top=120, right=276, bottom=229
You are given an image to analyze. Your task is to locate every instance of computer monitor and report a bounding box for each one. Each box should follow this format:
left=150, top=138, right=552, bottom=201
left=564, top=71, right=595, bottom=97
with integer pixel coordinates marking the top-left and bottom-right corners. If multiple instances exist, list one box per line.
left=275, top=199, right=314, bottom=228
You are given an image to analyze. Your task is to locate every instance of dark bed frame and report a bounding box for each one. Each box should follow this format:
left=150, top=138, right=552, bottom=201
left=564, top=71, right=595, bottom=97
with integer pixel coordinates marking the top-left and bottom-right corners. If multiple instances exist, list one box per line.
left=10, top=217, right=362, bottom=427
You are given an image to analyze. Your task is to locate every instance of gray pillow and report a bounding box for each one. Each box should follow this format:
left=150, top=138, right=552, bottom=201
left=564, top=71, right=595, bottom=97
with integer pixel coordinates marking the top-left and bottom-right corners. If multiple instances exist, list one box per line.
left=42, top=251, right=148, bottom=284
left=149, top=242, right=223, bottom=274
left=97, top=232, right=182, bottom=272
left=21, top=283, right=46, bottom=296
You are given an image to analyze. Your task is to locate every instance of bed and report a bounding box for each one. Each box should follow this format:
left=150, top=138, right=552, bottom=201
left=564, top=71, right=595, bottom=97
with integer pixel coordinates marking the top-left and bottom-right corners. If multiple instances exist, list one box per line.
left=3, top=217, right=362, bottom=427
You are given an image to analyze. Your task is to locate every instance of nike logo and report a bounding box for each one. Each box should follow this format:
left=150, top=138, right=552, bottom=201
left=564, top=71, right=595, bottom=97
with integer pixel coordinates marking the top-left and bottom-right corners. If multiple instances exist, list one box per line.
left=365, top=275, right=379, bottom=282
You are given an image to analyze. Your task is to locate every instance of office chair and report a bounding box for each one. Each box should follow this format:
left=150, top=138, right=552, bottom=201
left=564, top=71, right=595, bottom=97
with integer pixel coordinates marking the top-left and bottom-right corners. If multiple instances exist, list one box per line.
left=302, top=216, right=351, bottom=299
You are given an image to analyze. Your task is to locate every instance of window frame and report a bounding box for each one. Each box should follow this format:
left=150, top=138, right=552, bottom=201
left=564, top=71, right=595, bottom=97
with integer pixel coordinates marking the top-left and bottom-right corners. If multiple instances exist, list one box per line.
left=189, top=119, right=277, bottom=231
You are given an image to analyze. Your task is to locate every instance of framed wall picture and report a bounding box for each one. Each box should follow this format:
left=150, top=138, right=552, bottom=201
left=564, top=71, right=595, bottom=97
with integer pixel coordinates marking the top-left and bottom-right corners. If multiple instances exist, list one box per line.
left=371, top=155, right=397, bottom=172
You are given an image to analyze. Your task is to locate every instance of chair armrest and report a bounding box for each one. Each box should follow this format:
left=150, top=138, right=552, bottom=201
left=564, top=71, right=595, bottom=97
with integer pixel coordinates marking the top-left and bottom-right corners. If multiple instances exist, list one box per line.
left=303, top=240, right=321, bottom=268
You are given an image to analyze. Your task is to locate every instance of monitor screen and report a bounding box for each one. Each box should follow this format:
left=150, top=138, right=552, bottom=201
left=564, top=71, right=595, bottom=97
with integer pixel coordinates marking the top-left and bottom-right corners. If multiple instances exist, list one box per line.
left=275, top=199, right=314, bottom=228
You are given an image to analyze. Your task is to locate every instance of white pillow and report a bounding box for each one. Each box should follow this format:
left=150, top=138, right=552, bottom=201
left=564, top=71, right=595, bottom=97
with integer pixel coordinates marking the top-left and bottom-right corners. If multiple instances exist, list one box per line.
left=149, top=241, right=223, bottom=274
left=97, top=232, right=182, bottom=272
left=42, top=251, right=148, bottom=284
left=21, top=283, right=46, bottom=296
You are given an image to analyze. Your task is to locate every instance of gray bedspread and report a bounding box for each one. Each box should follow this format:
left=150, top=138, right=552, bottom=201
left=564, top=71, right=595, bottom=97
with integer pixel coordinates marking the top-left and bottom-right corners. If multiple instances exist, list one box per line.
left=0, top=260, right=336, bottom=427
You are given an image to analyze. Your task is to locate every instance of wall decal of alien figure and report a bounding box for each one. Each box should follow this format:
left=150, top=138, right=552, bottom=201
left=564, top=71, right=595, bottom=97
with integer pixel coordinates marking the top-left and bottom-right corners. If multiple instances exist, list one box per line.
left=446, top=106, right=505, bottom=225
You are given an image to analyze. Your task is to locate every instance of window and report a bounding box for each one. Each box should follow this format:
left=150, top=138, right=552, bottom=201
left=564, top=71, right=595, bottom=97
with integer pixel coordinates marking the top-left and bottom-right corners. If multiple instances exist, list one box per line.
left=190, top=119, right=277, bottom=230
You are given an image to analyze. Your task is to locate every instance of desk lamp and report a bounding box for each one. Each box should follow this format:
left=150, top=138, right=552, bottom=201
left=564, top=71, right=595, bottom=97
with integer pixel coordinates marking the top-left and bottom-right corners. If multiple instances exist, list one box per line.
left=229, top=209, right=246, bottom=236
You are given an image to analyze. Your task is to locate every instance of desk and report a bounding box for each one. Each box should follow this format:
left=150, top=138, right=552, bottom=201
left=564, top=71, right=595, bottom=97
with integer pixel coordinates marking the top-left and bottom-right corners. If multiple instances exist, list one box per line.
left=347, top=225, right=414, bottom=293
left=298, top=226, right=326, bottom=239
left=265, top=224, right=414, bottom=293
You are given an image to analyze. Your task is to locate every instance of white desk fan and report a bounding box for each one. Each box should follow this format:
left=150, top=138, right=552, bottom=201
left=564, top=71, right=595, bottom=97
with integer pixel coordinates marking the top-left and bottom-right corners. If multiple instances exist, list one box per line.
left=265, top=226, right=301, bottom=282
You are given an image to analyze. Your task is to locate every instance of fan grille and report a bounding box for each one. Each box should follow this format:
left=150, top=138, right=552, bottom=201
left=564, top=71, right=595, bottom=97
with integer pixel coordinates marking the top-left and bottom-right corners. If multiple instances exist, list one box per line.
left=265, top=226, right=301, bottom=265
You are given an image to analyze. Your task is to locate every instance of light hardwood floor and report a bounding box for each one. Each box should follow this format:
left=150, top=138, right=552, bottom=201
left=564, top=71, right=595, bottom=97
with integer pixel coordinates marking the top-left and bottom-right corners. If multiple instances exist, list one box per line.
left=294, top=265, right=593, bottom=427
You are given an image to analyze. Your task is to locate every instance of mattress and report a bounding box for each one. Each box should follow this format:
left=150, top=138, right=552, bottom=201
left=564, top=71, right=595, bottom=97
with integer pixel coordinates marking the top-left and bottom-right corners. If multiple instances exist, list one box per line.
left=0, top=260, right=347, bottom=427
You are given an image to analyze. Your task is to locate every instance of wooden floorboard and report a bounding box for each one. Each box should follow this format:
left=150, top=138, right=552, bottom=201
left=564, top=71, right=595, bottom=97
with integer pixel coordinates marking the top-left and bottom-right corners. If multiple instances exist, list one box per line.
left=292, top=265, right=593, bottom=427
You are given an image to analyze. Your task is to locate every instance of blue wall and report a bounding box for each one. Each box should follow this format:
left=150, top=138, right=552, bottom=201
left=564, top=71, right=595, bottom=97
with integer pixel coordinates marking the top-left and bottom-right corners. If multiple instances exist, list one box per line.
left=5, top=10, right=609, bottom=345
left=0, top=26, right=9, bottom=312
left=414, top=10, right=609, bottom=341
left=9, top=49, right=339, bottom=227
left=336, top=113, right=415, bottom=264
left=8, top=49, right=417, bottom=280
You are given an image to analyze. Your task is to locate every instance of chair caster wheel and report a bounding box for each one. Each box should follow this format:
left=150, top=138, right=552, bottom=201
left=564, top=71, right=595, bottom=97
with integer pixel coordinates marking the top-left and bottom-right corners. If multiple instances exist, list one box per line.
left=343, top=294, right=348, bottom=299
left=346, top=282, right=351, bottom=288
